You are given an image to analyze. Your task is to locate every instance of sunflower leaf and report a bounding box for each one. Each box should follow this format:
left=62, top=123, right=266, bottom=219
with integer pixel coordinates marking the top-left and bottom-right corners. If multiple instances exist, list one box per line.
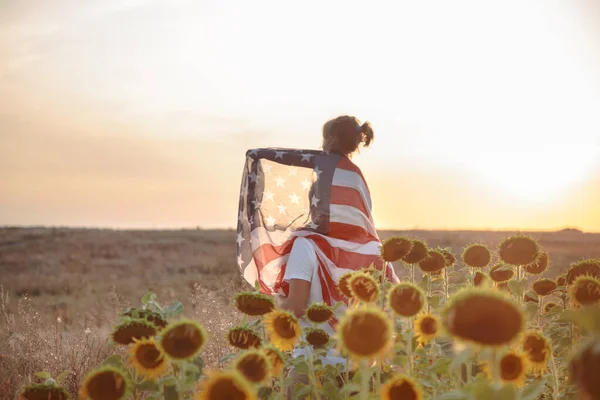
left=217, top=353, right=236, bottom=366
left=163, top=301, right=184, bottom=318
left=163, top=384, right=179, bottom=400
left=34, top=371, right=51, bottom=380
left=137, top=380, right=160, bottom=392
left=434, top=390, right=467, bottom=400
left=101, top=354, right=124, bottom=368
left=520, top=379, right=546, bottom=400
left=293, top=383, right=313, bottom=398
left=56, top=371, right=68, bottom=384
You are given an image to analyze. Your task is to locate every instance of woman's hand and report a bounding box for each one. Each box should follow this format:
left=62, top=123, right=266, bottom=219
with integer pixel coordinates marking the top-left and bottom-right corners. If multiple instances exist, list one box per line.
left=276, top=279, right=311, bottom=318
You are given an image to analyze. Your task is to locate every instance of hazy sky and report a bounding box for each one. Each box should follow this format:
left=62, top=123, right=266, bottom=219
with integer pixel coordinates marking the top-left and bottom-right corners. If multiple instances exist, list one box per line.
left=1, top=0, right=599, bottom=231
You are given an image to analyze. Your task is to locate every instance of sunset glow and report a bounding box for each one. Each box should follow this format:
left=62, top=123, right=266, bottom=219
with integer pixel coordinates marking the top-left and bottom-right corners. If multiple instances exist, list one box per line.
left=1, top=0, right=599, bottom=231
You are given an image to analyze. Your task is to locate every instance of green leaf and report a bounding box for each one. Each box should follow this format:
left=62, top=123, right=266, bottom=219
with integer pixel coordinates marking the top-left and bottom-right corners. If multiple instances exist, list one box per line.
left=434, top=390, right=467, bottom=400
left=56, top=371, right=68, bottom=384
left=430, top=357, right=452, bottom=374
left=450, top=348, right=474, bottom=372
left=428, top=294, right=441, bottom=308
left=163, top=384, right=179, bottom=400
left=521, top=379, right=546, bottom=400
left=137, top=380, right=160, bottom=392
left=525, top=302, right=539, bottom=319
left=142, top=292, right=152, bottom=305
left=192, top=356, right=205, bottom=376
left=101, top=354, right=124, bottom=368
left=218, top=353, right=236, bottom=366
left=508, top=280, right=525, bottom=298
left=164, top=301, right=184, bottom=317
left=255, top=280, right=261, bottom=292
left=340, top=383, right=361, bottom=395
left=560, top=306, right=600, bottom=334
left=293, top=383, right=313, bottom=399
left=294, top=361, right=310, bottom=375
left=34, top=372, right=51, bottom=380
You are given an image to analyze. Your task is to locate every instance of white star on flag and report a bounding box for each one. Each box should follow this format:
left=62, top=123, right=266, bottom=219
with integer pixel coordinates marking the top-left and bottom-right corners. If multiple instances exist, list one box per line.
left=238, top=211, right=244, bottom=222
left=311, top=195, right=320, bottom=207
left=314, top=166, right=322, bottom=178
left=275, top=175, right=286, bottom=188
left=301, top=154, right=313, bottom=162
left=275, top=151, right=286, bottom=159
left=249, top=149, right=258, bottom=156
left=289, top=167, right=298, bottom=176
left=277, top=204, right=288, bottom=215
left=249, top=172, right=259, bottom=183
left=237, top=255, right=244, bottom=267
left=236, top=233, right=245, bottom=245
left=266, top=215, right=276, bottom=226
left=301, top=179, right=312, bottom=190
left=264, top=190, right=275, bottom=201
left=289, top=193, right=300, bottom=204
left=252, top=200, right=261, bottom=209
left=262, top=163, right=272, bottom=174
left=307, top=221, right=319, bottom=229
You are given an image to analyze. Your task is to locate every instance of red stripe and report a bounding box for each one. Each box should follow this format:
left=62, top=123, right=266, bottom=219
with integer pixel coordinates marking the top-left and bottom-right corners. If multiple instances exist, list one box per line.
left=252, top=238, right=296, bottom=271
left=330, top=185, right=370, bottom=219
left=328, top=222, right=378, bottom=244
left=307, top=234, right=383, bottom=271
left=337, top=156, right=363, bottom=177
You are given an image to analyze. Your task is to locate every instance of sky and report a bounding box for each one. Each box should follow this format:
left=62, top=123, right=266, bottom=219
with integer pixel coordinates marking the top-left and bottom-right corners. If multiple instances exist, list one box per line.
left=1, top=0, right=599, bottom=231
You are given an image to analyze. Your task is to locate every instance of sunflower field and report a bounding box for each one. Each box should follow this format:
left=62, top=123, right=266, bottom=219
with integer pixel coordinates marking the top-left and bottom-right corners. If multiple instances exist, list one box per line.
left=17, top=234, right=600, bottom=400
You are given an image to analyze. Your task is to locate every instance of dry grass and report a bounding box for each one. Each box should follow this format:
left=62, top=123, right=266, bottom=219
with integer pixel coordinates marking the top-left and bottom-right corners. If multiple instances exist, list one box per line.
left=0, top=226, right=598, bottom=398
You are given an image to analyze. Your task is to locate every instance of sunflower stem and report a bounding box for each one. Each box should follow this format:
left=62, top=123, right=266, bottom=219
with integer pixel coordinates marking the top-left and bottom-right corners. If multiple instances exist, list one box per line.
left=549, top=350, right=560, bottom=400
left=306, top=342, right=320, bottom=400
left=411, top=264, right=415, bottom=284
left=444, top=267, right=449, bottom=299
left=490, top=349, right=500, bottom=389
left=279, top=371, right=285, bottom=400
left=375, top=358, right=381, bottom=394
left=406, top=318, right=413, bottom=376
left=359, top=359, right=370, bottom=400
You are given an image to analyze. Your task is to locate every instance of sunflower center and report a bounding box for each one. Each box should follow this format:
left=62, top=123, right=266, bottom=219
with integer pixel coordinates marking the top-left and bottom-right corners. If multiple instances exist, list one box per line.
left=574, top=280, right=600, bottom=306
left=420, top=317, right=438, bottom=336
left=236, top=354, right=268, bottom=383
left=524, top=335, right=548, bottom=363
left=390, top=286, right=422, bottom=317
left=338, top=275, right=354, bottom=298
left=307, top=307, right=333, bottom=323
left=533, top=280, right=557, bottom=296
left=500, top=354, right=523, bottom=381
left=86, top=371, right=126, bottom=400
left=446, top=295, right=523, bottom=346
left=228, top=329, right=261, bottom=349
left=113, top=322, right=156, bottom=345
left=137, top=343, right=163, bottom=369
left=463, top=246, right=491, bottom=268
left=403, top=242, right=427, bottom=264
left=273, top=315, right=297, bottom=339
left=351, top=278, right=378, bottom=302
left=236, top=295, right=274, bottom=316
left=307, top=330, right=330, bottom=347
left=387, top=380, right=419, bottom=400
left=419, top=252, right=446, bottom=273
left=342, top=312, right=389, bottom=357
left=209, top=376, right=248, bottom=400
left=499, top=237, right=539, bottom=265
left=162, top=324, right=204, bottom=359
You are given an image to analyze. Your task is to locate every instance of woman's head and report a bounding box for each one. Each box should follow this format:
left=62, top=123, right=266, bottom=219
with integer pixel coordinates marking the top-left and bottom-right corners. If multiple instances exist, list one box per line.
left=322, top=115, right=374, bottom=157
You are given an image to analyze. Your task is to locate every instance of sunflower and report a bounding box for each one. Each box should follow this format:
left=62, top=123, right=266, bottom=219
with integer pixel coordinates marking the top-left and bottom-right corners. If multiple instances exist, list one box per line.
left=473, top=271, right=488, bottom=287
left=159, top=320, right=207, bottom=360
left=441, top=288, right=525, bottom=347
left=482, top=351, right=528, bottom=387
left=532, top=279, right=557, bottom=297
left=496, top=282, right=510, bottom=293
left=524, top=252, right=549, bottom=275
left=337, top=272, right=355, bottom=299
left=569, top=336, right=600, bottom=400
left=196, top=370, right=257, bottom=400
left=305, top=302, right=334, bottom=324
left=111, top=320, right=157, bottom=345
left=418, top=250, right=446, bottom=274
left=489, top=264, right=514, bottom=283
left=263, top=310, right=300, bottom=351
left=556, top=274, right=567, bottom=288
left=462, top=244, right=491, bottom=268
left=524, top=291, right=539, bottom=304
left=263, top=345, right=285, bottom=377
left=441, top=249, right=456, bottom=268
left=79, top=366, right=130, bottom=400
left=401, top=240, right=429, bottom=265
left=521, top=330, right=550, bottom=374
left=498, top=235, right=540, bottom=266
left=227, top=326, right=262, bottom=350
left=387, top=283, right=425, bottom=318
left=380, top=374, right=423, bottom=400
left=380, top=236, right=413, bottom=262
left=566, top=259, right=600, bottom=285
left=127, top=338, right=169, bottom=380
left=234, top=291, right=275, bottom=316
left=122, top=308, right=168, bottom=329
left=569, top=276, right=600, bottom=307
left=348, top=271, right=380, bottom=303
left=305, top=328, right=330, bottom=348
left=338, top=307, right=393, bottom=359
left=19, top=383, right=69, bottom=400
left=233, top=350, right=271, bottom=384
left=414, top=313, right=439, bottom=344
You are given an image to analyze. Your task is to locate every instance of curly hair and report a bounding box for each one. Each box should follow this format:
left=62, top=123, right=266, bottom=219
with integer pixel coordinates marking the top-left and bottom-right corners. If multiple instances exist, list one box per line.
left=321, top=115, right=374, bottom=157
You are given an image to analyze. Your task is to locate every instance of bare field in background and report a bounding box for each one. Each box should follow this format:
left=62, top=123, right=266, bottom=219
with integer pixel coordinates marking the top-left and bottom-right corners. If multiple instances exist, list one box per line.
left=1, top=227, right=599, bottom=397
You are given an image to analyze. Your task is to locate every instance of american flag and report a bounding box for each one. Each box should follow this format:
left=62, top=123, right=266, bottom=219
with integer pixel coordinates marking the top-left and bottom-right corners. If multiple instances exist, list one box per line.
left=236, top=148, right=398, bottom=307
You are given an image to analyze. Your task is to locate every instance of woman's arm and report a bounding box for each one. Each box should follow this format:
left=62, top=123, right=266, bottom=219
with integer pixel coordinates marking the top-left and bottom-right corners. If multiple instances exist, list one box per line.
left=276, top=278, right=311, bottom=318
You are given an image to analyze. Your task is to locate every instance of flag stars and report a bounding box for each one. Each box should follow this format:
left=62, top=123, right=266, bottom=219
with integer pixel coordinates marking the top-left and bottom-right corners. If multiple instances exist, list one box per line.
left=288, top=167, right=298, bottom=176
left=275, top=151, right=286, bottom=159
left=301, top=154, right=313, bottom=163
left=264, top=190, right=275, bottom=202
left=307, top=221, right=319, bottom=230
left=314, top=166, right=322, bottom=178
left=236, top=233, right=245, bottom=245
left=265, top=215, right=276, bottom=227
left=301, top=179, right=312, bottom=191
left=289, top=193, right=300, bottom=204
left=277, top=204, right=288, bottom=215
left=252, top=200, right=262, bottom=209
left=238, top=211, right=244, bottom=222
left=311, top=195, right=320, bottom=207
left=275, top=175, right=286, bottom=188
left=249, top=172, right=259, bottom=183
left=262, top=163, right=272, bottom=175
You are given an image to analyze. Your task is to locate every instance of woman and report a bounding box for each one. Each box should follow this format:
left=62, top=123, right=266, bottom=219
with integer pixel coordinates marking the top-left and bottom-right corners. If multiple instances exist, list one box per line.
left=236, top=115, right=398, bottom=397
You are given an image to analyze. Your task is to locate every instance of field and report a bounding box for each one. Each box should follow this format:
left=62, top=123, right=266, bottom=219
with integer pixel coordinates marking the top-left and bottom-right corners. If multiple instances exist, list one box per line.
left=1, top=227, right=600, bottom=399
